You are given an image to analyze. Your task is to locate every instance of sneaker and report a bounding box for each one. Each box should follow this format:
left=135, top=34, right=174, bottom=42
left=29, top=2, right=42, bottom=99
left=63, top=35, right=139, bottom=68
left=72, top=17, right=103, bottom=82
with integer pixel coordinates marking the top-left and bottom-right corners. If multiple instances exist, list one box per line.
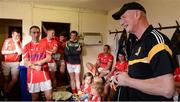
left=3, top=92, right=10, bottom=101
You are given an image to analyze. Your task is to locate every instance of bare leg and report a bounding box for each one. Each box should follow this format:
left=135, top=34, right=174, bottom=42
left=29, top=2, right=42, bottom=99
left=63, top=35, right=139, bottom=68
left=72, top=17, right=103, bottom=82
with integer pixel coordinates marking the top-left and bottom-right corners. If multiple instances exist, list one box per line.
left=31, top=92, right=39, bottom=101
left=59, top=62, right=65, bottom=74
left=3, top=76, right=9, bottom=93
left=50, top=71, right=56, bottom=90
left=44, top=89, right=52, bottom=101
left=69, top=72, right=76, bottom=93
left=7, top=73, right=19, bottom=92
left=75, top=73, right=80, bottom=91
left=103, top=83, right=110, bottom=101
left=86, top=62, right=96, bottom=75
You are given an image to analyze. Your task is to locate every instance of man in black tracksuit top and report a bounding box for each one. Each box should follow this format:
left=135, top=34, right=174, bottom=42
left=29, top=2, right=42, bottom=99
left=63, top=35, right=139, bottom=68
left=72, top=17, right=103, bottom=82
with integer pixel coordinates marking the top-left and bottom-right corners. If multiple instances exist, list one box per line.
left=64, top=30, right=81, bottom=94
left=112, top=2, right=175, bottom=101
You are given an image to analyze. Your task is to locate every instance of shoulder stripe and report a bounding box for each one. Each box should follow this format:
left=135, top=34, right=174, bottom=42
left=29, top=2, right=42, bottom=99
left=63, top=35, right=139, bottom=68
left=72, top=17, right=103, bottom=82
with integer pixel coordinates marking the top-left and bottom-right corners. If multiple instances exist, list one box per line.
left=128, top=57, right=149, bottom=65
left=129, top=43, right=172, bottom=66
left=152, top=30, right=162, bottom=43
left=151, top=31, right=160, bottom=43
left=148, top=43, right=172, bottom=61
left=151, top=30, right=164, bottom=43
left=153, top=30, right=164, bottom=43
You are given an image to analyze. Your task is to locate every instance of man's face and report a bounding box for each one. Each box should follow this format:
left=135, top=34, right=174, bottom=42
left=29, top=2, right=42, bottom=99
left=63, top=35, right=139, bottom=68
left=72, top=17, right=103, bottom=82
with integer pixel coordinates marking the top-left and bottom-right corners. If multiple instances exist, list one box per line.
left=103, top=46, right=109, bottom=53
left=30, top=28, right=40, bottom=41
left=120, top=10, right=137, bottom=33
left=118, top=54, right=126, bottom=62
left=12, top=32, right=20, bottom=41
left=70, top=33, right=77, bottom=41
left=47, top=30, right=55, bottom=39
left=59, top=35, right=65, bottom=41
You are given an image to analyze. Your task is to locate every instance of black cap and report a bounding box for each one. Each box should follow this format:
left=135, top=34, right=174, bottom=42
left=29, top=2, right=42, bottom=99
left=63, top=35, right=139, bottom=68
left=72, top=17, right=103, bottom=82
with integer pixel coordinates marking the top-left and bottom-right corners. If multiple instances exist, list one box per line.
left=112, top=2, right=146, bottom=20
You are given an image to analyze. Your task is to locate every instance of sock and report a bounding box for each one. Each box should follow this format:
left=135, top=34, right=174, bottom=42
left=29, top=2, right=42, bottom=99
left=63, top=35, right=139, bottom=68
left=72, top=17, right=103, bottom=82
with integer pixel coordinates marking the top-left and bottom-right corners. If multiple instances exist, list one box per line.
left=72, top=89, right=77, bottom=94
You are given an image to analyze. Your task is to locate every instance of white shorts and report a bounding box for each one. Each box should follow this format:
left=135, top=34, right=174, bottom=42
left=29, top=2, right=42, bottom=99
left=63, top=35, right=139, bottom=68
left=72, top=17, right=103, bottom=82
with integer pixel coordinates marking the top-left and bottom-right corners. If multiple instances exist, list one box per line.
left=98, top=67, right=110, bottom=79
left=28, top=80, right=52, bottom=93
left=98, top=67, right=110, bottom=73
left=48, top=63, right=57, bottom=71
left=67, top=64, right=80, bottom=73
left=1, top=62, right=19, bottom=76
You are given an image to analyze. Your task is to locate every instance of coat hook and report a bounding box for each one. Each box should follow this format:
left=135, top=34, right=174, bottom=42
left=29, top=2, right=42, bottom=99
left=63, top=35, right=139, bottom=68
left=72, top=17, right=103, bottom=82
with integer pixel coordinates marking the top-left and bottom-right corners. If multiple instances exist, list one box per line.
left=176, top=20, right=179, bottom=26
left=114, top=29, right=118, bottom=39
left=158, top=23, right=162, bottom=30
left=109, top=30, right=111, bottom=34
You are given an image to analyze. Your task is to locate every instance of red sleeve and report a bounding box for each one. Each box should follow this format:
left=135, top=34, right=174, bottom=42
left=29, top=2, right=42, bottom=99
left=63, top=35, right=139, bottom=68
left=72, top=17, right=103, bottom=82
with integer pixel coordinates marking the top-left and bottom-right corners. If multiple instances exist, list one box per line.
left=114, top=62, right=118, bottom=68
left=108, top=54, right=114, bottom=62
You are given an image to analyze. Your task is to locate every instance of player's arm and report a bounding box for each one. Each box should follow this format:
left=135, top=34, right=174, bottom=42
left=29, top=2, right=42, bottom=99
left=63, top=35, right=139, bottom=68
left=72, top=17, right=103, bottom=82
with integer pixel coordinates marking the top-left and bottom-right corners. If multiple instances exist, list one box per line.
left=14, top=41, right=22, bottom=55
left=24, top=58, right=34, bottom=68
left=51, top=45, right=58, bottom=54
left=1, top=39, right=16, bottom=54
left=34, top=54, right=51, bottom=66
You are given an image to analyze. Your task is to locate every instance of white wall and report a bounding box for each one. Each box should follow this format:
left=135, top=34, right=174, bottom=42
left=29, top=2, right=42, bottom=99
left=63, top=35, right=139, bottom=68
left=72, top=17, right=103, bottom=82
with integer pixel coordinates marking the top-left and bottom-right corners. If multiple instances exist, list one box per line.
left=0, top=2, right=32, bottom=47
left=0, top=1, right=108, bottom=73
left=139, top=0, right=180, bottom=39
left=107, top=0, right=180, bottom=54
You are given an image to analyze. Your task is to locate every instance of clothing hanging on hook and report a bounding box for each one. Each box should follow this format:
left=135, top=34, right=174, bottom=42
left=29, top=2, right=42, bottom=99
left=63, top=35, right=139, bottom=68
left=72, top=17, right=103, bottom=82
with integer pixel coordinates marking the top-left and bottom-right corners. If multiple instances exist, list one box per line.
left=171, top=27, right=180, bottom=67
left=171, top=27, right=180, bottom=54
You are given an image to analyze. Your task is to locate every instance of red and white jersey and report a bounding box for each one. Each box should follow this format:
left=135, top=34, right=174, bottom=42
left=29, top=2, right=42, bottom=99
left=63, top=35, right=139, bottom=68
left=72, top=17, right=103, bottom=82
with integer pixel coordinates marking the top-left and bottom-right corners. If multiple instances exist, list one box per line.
left=1, top=38, right=21, bottom=62
left=41, top=37, right=58, bottom=63
left=81, top=84, right=91, bottom=94
left=23, top=41, right=52, bottom=84
left=97, top=52, right=114, bottom=69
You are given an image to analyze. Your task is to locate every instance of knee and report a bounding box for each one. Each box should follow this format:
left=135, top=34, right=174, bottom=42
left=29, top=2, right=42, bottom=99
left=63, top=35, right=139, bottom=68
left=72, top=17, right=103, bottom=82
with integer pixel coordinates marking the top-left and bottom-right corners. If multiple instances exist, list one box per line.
left=46, top=94, right=52, bottom=101
left=69, top=75, right=75, bottom=80
left=11, top=78, right=18, bottom=83
left=104, top=85, right=110, bottom=95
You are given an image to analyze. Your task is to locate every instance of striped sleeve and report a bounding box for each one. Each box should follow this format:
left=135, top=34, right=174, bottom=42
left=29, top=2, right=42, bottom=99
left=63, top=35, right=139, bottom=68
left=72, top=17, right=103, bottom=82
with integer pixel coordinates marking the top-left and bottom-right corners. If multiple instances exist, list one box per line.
left=148, top=30, right=172, bottom=62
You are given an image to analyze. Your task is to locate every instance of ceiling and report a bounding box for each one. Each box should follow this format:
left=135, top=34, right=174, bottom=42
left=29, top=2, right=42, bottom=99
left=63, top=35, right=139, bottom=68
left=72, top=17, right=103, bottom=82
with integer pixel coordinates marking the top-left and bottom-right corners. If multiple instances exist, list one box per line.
left=2, top=0, right=131, bottom=11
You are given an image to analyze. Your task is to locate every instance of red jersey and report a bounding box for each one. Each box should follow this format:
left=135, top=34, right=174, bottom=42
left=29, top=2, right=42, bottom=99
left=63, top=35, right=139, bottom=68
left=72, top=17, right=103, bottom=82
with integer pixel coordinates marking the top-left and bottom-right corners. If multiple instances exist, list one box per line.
left=23, top=41, right=52, bottom=83
left=97, top=52, right=114, bottom=68
left=54, top=36, right=59, bottom=42
left=41, top=37, right=58, bottom=63
left=1, top=38, right=21, bottom=62
left=174, top=67, right=180, bottom=82
left=57, top=39, right=66, bottom=54
left=112, top=61, right=128, bottom=75
left=115, top=61, right=128, bottom=72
